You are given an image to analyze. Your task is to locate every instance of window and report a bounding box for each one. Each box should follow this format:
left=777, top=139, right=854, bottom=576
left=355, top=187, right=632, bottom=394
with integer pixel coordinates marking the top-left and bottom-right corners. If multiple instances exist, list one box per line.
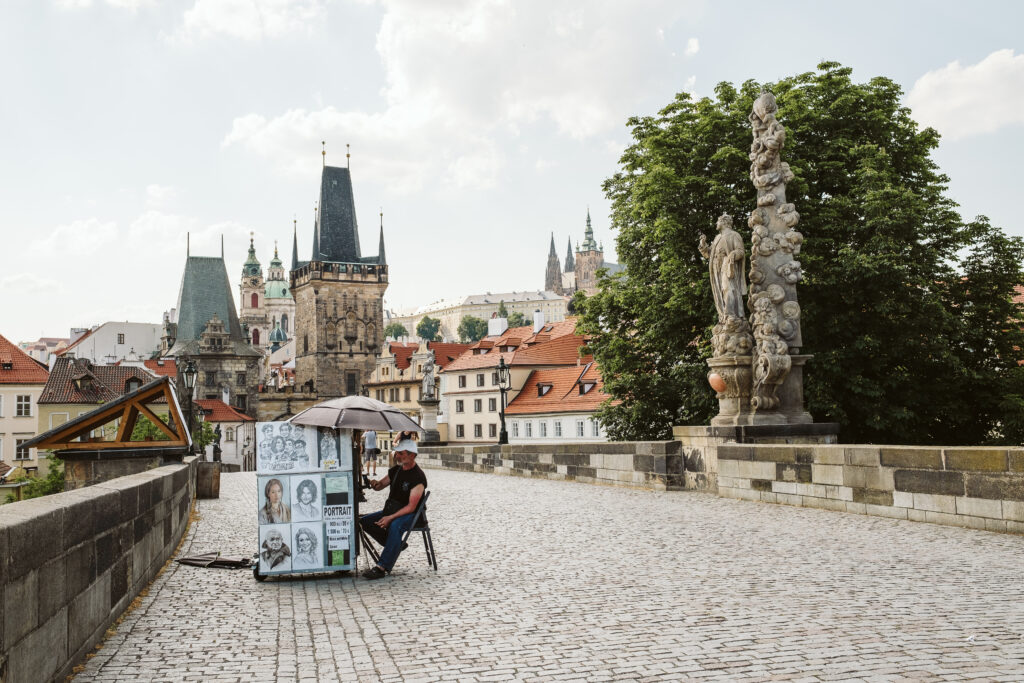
left=473, top=399, right=482, bottom=413
left=226, top=427, right=235, bottom=442
left=15, top=438, right=30, bottom=460
left=456, top=425, right=465, bottom=438
left=476, top=373, right=485, bottom=387
left=236, top=372, right=246, bottom=386
left=252, top=329, right=260, bottom=345
left=474, top=424, right=482, bottom=438
left=458, top=375, right=467, bottom=388
left=491, top=372, right=499, bottom=385
left=404, top=387, right=411, bottom=402
left=281, top=313, right=288, bottom=332
left=488, top=398, right=497, bottom=412
left=555, top=420, right=562, bottom=437
left=511, top=421, right=519, bottom=437
left=455, top=400, right=464, bottom=413
left=304, top=335, right=309, bottom=353
left=579, top=382, right=595, bottom=395
left=251, top=293, right=259, bottom=308
left=537, top=383, right=552, bottom=397
left=117, top=333, right=125, bottom=344
left=346, top=372, right=357, bottom=396
left=236, top=395, right=246, bottom=411
left=125, top=379, right=141, bottom=394
left=489, top=424, right=497, bottom=438
left=16, top=395, right=31, bottom=417
left=205, top=372, right=217, bottom=387
left=525, top=422, right=532, bottom=437
left=539, top=421, right=547, bottom=437
left=591, top=420, right=600, bottom=437
left=576, top=420, right=585, bottom=437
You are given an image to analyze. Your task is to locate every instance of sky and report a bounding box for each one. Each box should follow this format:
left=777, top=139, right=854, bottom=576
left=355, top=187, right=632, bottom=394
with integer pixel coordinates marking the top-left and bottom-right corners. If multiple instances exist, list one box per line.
left=2, top=0, right=1023, bottom=344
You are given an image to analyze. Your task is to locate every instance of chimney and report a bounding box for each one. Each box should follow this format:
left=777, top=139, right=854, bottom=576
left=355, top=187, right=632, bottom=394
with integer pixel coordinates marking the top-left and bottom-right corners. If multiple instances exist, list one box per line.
left=488, top=317, right=509, bottom=337
left=533, top=310, right=544, bottom=333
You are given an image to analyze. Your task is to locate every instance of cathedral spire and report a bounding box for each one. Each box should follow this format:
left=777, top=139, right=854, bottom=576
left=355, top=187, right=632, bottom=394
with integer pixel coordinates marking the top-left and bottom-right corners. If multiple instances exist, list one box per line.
left=564, top=236, right=575, bottom=272
left=548, top=232, right=557, bottom=257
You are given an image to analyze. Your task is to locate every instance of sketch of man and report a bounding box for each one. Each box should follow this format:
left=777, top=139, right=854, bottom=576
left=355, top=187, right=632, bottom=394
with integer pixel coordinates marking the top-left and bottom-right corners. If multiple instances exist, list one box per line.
left=261, top=529, right=291, bottom=569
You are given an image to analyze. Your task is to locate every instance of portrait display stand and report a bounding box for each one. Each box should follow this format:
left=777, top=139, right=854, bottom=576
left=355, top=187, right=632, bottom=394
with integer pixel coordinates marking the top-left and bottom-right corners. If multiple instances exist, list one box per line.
left=253, top=421, right=357, bottom=580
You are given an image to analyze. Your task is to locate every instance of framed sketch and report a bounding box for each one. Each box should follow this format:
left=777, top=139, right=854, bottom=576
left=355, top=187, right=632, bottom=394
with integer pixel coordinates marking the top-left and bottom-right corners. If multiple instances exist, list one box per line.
left=258, top=475, right=292, bottom=525
left=291, top=524, right=325, bottom=570
left=259, top=524, right=293, bottom=573
left=291, top=476, right=322, bottom=522
left=256, top=421, right=315, bottom=474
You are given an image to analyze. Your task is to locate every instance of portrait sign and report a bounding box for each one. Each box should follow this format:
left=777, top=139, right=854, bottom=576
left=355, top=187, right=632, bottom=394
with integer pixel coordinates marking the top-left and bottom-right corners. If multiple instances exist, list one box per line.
left=255, top=422, right=356, bottom=575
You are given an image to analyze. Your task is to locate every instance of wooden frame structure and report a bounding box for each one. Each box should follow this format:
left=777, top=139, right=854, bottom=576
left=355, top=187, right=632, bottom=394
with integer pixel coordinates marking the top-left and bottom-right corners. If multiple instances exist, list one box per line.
left=25, top=377, right=192, bottom=451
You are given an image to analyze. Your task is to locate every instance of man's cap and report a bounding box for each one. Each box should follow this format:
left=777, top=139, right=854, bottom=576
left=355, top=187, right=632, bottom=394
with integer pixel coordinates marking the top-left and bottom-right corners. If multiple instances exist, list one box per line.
left=394, top=439, right=418, bottom=454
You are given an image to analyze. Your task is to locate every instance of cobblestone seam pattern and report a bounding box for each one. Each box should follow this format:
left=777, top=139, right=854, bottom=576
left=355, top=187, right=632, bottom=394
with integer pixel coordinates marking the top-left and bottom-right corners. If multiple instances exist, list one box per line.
left=75, top=470, right=1024, bottom=682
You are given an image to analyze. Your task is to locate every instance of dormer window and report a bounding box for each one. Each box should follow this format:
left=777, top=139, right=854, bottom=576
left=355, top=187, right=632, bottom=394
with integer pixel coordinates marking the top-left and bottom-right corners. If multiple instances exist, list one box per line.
left=1, top=361, right=12, bottom=370
left=579, top=382, right=595, bottom=395
left=126, top=378, right=142, bottom=393
left=537, top=383, right=552, bottom=397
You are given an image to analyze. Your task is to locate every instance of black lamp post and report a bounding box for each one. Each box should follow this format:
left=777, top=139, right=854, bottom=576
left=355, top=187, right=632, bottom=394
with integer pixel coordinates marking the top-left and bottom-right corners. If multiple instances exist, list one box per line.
left=182, top=360, right=198, bottom=454
left=242, top=434, right=253, bottom=471
left=497, top=356, right=510, bottom=445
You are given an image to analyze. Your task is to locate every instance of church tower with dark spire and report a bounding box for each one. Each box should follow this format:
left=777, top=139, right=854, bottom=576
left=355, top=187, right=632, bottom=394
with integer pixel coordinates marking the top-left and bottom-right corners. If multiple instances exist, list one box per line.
left=291, top=157, right=388, bottom=398
left=574, top=209, right=605, bottom=296
left=544, top=233, right=563, bottom=294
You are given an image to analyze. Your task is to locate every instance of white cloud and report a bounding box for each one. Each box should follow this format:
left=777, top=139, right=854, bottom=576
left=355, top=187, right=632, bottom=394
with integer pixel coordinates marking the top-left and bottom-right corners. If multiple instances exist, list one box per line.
left=223, top=1, right=694, bottom=190
left=175, top=0, right=327, bottom=42
left=145, top=184, right=177, bottom=207
left=29, top=217, right=118, bottom=256
left=54, top=0, right=153, bottom=9
left=906, top=49, right=1024, bottom=141
left=0, top=272, right=63, bottom=295
left=684, top=37, right=699, bottom=56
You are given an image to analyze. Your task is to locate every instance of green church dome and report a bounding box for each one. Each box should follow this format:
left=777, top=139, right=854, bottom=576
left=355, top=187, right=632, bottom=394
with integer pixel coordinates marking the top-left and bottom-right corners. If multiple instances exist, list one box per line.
left=269, top=324, right=288, bottom=343
left=264, top=280, right=291, bottom=299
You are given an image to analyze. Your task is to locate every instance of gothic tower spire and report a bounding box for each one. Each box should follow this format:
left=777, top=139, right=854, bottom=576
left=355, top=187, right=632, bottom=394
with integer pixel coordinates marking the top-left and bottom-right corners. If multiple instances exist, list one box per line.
left=545, top=231, right=563, bottom=294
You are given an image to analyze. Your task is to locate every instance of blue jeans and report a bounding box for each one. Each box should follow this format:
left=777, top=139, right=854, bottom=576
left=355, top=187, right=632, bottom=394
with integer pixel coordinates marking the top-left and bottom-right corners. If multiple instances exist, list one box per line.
left=360, top=510, right=416, bottom=571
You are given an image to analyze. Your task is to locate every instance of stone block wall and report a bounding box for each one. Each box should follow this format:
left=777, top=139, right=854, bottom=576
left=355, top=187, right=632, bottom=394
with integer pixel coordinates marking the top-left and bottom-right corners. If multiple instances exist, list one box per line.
left=718, top=444, right=1024, bottom=534
left=0, top=459, right=197, bottom=681
left=418, top=442, right=685, bottom=491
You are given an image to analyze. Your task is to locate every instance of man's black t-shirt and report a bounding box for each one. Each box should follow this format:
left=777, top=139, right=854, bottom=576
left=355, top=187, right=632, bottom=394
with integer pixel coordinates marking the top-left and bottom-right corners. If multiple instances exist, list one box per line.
left=386, top=463, right=427, bottom=512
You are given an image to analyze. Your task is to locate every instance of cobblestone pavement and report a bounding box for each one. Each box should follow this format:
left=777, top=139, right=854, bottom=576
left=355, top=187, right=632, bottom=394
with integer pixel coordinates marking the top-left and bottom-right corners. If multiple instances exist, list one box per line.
left=75, top=469, right=1024, bottom=682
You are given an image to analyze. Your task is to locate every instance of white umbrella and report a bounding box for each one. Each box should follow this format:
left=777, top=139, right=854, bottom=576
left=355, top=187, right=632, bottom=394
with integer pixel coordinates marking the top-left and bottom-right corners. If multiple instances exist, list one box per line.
left=289, top=395, right=423, bottom=432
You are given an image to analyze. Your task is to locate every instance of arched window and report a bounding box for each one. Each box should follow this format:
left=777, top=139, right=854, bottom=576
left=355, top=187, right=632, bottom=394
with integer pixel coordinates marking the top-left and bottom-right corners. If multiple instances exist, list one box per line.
left=225, top=427, right=235, bottom=442
left=252, top=329, right=260, bottom=345
left=251, top=293, right=258, bottom=308
left=281, top=314, right=288, bottom=333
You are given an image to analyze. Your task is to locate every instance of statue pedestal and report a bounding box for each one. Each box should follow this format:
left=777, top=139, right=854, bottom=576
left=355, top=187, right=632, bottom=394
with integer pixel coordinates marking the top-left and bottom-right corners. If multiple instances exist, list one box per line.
left=708, top=353, right=814, bottom=425
left=417, top=398, right=441, bottom=444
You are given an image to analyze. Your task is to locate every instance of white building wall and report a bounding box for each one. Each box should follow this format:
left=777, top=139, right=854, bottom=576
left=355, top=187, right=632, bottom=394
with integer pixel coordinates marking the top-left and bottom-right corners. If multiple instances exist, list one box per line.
left=63, top=322, right=163, bottom=364
left=0, top=384, right=46, bottom=473
left=507, top=412, right=607, bottom=444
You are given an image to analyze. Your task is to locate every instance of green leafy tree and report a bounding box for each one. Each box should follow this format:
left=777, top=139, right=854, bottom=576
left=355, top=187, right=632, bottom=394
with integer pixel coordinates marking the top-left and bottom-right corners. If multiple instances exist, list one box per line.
left=5, top=456, right=65, bottom=502
left=506, top=311, right=527, bottom=328
left=131, top=412, right=217, bottom=451
left=496, top=300, right=509, bottom=317
left=416, top=316, right=442, bottom=342
left=458, top=315, right=489, bottom=343
left=578, top=61, right=1024, bottom=445
left=384, top=322, right=409, bottom=339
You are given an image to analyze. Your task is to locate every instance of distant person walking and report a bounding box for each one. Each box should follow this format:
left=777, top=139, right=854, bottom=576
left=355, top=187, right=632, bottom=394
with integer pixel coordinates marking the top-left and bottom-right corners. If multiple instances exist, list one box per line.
left=363, top=429, right=380, bottom=476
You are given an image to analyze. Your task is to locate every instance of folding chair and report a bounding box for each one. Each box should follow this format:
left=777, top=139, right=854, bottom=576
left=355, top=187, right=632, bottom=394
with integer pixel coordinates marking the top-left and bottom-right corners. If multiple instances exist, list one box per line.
left=401, top=490, right=437, bottom=571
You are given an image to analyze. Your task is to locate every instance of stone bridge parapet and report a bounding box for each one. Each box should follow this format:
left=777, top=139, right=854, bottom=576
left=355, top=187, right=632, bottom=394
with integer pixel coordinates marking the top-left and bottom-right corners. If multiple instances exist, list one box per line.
left=0, top=458, right=197, bottom=682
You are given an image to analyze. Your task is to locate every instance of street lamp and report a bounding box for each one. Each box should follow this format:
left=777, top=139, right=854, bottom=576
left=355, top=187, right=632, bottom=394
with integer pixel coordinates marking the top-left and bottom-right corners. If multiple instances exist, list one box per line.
left=181, top=360, right=198, bottom=454
left=242, top=434, right=253, bottom=471
left=497, top=356, right=510, bottom=445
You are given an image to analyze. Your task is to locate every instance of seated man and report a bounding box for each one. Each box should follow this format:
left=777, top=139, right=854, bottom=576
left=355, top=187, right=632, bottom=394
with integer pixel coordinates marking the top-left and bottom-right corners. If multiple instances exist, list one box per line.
left=359, top=438, right=427, bottom=580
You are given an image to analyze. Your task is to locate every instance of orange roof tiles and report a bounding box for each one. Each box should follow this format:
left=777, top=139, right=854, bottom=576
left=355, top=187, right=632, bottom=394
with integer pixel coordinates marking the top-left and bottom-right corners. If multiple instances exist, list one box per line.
left=195, top=399, right=254, bottom=422
left=427, top=342, right=472, bottom=369
left=389, top=342, right=419, bottom=370
left=39, top=357, right=152, bottom=404
left=0, top=333, right=50, bottom=384
left=511, top=333, right=590, bottom=367
left=144, top=359, right=178, bottom=378
left=442, top=349, right=516, bottom=372
left=505, top=362, right=610, bottom=416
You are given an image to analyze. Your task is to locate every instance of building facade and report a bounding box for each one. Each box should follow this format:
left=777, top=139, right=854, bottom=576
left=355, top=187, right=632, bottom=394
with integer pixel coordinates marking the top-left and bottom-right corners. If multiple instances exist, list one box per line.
left=165, top=249, right=262, bottom=415
left=0, top=334, right=50, bottom=475
left=54, top=322, right=163, bottom=367
left=392, top=291, right=568, bottom=343
left=239, top=236, right=296, bottom=352
left=196, top=399, right=256, bottom=470
left=291, top=165, right=387, bottom=398
left=505, top=362, right=610, bottom=444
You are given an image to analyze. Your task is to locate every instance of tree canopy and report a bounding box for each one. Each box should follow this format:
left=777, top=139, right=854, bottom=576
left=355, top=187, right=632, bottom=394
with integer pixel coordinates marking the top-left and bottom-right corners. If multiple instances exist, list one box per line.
left=506, top=311, right=527, bottom=328
left=577, top=61, right=1024, bottom=445
left=497, top=300, right=509, bottom=317
left=416, top=316, right=441, bottom=342
left=384, top=322, right=409, bottom=339
left=458, top=315, right=489, bottom=343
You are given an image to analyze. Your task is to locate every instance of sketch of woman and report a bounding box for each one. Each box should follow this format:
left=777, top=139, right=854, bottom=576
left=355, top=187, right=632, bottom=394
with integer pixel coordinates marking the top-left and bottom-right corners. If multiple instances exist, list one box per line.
left=292, top=527, right=319, bottom=568
left=261, top=529, right=291, bottom=569
left=259, top=478, right=291, bottom=523
left=293, top=479, right=320, bottom=521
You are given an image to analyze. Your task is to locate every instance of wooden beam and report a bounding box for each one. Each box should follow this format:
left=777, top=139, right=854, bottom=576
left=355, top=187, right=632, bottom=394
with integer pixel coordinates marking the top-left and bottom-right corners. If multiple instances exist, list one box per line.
left=53, top=439, right=188, bottom=450
left=114, top=403, right=138, bottom=443
left=163, top=383, right=188, bottom=441
left=136, top=402, right=178, bottom=441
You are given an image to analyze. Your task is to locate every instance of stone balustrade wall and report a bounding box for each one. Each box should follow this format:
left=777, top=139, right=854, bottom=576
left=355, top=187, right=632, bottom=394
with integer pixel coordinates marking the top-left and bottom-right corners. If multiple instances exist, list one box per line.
left=418, top=442, right=686, bottom=491
left=0, top=459, right=197, bottom=681
left=718, top=444, right=1024, bottom=534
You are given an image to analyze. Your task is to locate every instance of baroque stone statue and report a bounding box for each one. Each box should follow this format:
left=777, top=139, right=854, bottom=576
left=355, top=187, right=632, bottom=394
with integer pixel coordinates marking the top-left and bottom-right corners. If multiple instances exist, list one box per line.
left=421, top=353, right=436, bottom=399
left=699, top=214, right=748, bottom=322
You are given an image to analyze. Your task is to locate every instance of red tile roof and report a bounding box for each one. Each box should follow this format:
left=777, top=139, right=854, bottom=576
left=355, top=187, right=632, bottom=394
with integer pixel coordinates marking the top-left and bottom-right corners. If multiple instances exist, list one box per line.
left=195, top=399, right=254, bottom=422
left=389, top=342, right=420, bottom=371
left=0, top=333, right=50, bottom=384
left=39, top=357, right=153, bottom=404
left=511, top=333, right=590, bottom=367
left=442, top=322, right=589, bottom=373
left=144, top=359, right=178, bottom=378
left=427, top=342, right=472, bottom=369
left=505, top=362, right=611, bottom=415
